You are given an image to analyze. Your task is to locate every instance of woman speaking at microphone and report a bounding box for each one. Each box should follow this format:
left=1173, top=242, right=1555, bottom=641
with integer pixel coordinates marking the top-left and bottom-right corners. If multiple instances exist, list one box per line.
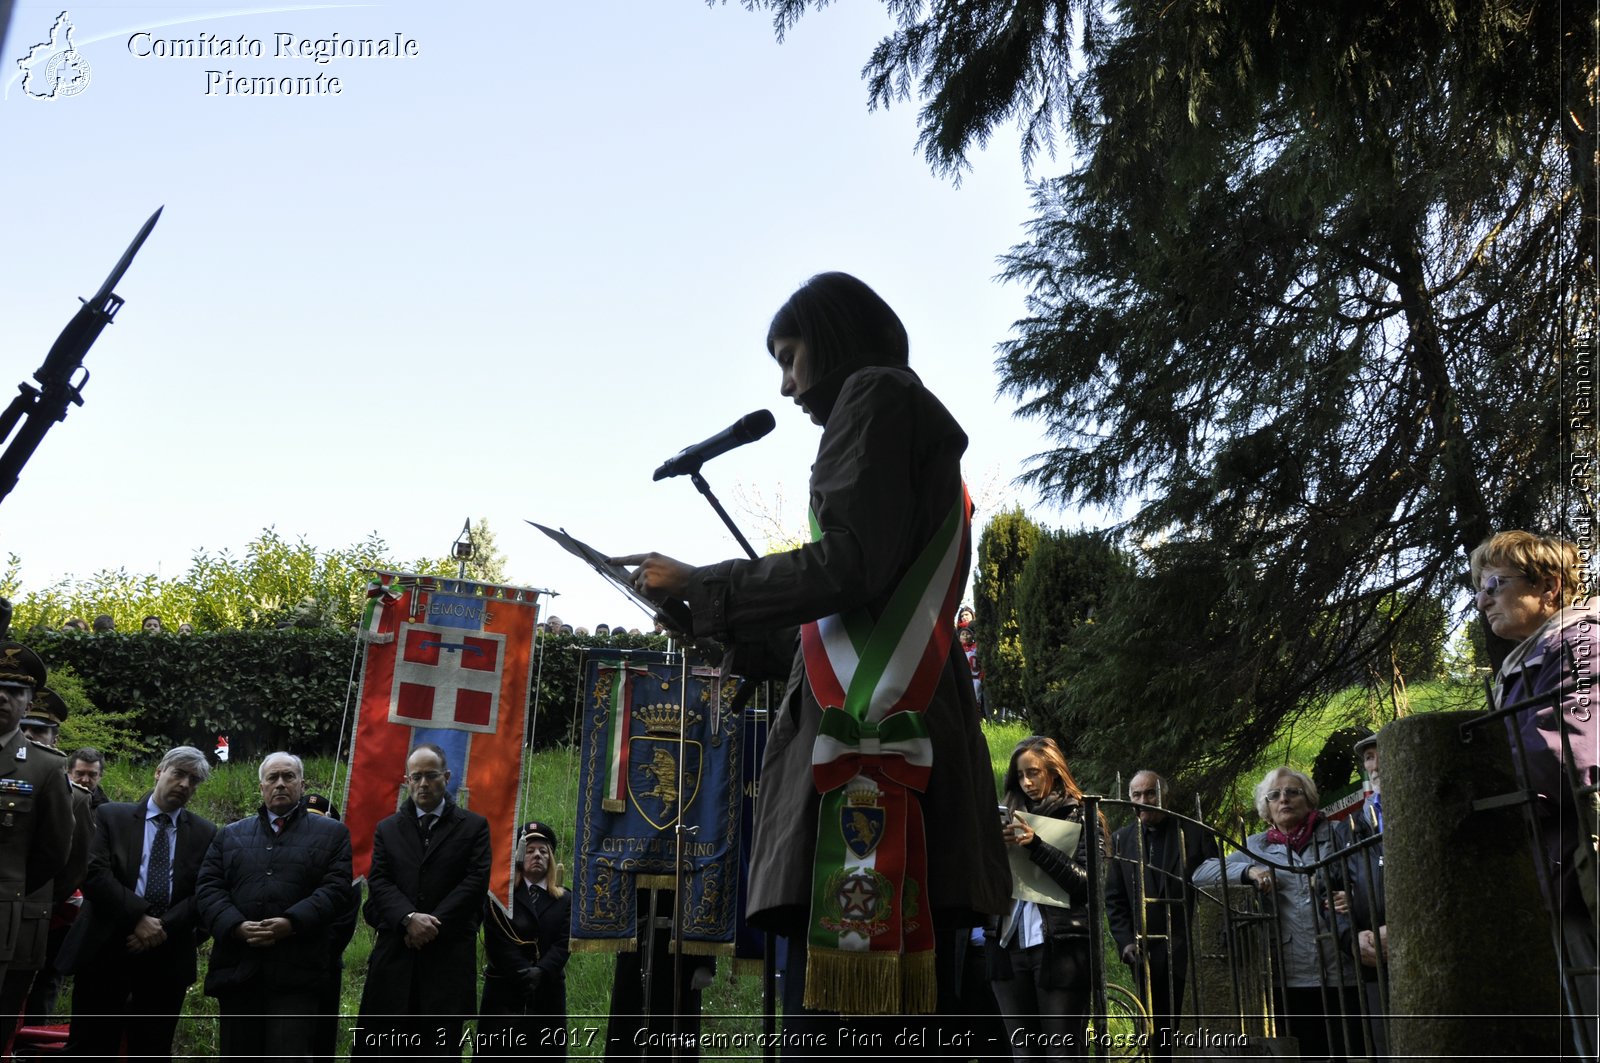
left=613, top=272, right=1008, bottom=1040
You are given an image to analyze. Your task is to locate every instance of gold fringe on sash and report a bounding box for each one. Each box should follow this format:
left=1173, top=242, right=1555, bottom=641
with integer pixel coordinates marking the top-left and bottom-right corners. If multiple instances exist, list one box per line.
left=601, top=797, right=625, bottom=813
left=803, top=947, right=913, bottom=1015
left=901, top=948, right=937, bottom=1014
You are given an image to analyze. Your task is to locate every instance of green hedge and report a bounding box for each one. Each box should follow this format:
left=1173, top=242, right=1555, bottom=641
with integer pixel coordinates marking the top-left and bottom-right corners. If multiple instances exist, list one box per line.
left=31, top=629, right=673, bottom=757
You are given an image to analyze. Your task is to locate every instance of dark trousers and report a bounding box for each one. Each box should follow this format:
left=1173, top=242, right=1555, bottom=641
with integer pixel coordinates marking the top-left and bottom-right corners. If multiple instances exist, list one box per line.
left=1360, top=978, right=1389, bottom=1062
left=64, top=959, right=188, bottom=1062
left=476, top=973, right=567, bottom=1059
left=1276, top=984, right=1364, bottom=1063
left=604, top=935, right=710, bottom=1063
left=991, top=941, right=1089, bottom=1062
left=353, top=970, right=465, bottom=1060
left=217, top=990, right=330, bottom=1062
left=0, top=967, right=33, bottom=1052
left=23, top=918, right=71, bottom=1026
left=958, top=937, right=1009, bottom=1063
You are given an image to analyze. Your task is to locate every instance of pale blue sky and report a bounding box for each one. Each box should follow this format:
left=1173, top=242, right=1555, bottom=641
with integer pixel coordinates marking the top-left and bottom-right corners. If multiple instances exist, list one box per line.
left=2, top=1, right=1077, bottom=628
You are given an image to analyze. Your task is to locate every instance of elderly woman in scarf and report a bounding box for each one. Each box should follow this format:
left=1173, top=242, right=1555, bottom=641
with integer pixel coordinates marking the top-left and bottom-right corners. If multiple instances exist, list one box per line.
left=1196, top=767, right=1360, bottom=1062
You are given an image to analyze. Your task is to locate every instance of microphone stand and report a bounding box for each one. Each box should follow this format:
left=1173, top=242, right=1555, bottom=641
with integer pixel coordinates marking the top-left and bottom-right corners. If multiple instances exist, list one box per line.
left=688, top=470, right=759, bottom=561
left=675, top=467, right=774, bottom=1046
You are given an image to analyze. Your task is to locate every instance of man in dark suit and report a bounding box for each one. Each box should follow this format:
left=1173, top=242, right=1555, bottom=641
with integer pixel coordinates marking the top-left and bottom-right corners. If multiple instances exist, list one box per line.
left=59, top=745, right=216, bottom=1060
left=354, top=743, right=490, bottom=1057
left=478, top=820, right=571, bottom=1057
left=66, top=747, right=110, bottom=810
left=1105, top=770, right=1219, bottom=1061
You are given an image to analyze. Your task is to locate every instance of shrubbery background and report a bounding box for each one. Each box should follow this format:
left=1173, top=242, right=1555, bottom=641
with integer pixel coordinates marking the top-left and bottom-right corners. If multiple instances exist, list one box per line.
left=33, top=629, right=669, bottom=757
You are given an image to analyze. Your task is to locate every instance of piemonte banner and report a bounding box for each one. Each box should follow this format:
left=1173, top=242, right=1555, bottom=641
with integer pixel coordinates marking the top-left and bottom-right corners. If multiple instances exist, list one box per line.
left=571, top=651, right=742, bottom=955
left=345, top=571, right=539, bottom=908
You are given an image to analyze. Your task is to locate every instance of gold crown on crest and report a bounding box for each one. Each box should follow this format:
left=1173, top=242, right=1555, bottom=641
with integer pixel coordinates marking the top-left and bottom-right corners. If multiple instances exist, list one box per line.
left=844, top=787, right=881, bottom=809
left=632, top=702, right=703, bottom=737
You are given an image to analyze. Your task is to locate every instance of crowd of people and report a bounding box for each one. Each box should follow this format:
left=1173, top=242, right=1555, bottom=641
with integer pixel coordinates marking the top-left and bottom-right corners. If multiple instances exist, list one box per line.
left=58, top=614, right=196, bottom=636
left=0, top=643, right=576, bottom=1061
left=538, top=616, right=646, bottom=640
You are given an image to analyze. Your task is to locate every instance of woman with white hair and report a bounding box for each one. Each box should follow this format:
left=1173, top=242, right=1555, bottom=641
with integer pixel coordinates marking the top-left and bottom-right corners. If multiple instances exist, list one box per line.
left=1195, top=766, right=1360, bottom=1062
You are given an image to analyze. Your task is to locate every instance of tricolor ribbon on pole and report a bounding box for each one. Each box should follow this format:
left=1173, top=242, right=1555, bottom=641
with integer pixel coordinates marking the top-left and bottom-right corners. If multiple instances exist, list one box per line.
left=799, top=489, right=970, bottom=1015
left=359, top=574, right=404, bottom=643
left=595, top=662, right=642, bottom=814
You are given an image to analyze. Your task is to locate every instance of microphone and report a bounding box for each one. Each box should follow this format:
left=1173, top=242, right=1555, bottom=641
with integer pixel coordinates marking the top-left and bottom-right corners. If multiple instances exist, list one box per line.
left=652, top=410, right=776, bottom=481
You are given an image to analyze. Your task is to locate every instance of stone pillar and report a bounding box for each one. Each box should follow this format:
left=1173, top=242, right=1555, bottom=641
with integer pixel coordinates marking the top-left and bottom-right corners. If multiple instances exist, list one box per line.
left=1384, top=711, right=1562, bottom=1058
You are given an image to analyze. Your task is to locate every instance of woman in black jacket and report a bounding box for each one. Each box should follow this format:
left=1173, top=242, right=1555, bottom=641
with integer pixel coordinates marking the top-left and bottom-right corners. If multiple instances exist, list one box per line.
left=989, top=736, right=1105, bottom=1061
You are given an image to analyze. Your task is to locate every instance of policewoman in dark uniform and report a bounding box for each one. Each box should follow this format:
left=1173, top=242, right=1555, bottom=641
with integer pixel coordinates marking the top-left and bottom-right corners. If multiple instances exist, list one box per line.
left=477, top=820, right=571, bottom=1058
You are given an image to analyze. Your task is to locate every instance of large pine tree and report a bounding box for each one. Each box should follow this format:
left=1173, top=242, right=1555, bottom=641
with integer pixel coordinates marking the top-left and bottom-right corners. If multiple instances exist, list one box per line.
left=736, top=0, right=1596, bottom=790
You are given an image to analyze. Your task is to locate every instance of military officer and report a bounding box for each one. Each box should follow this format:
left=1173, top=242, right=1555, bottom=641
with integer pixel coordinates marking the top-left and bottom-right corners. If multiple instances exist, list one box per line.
left=0, top=643, right=76, bottom=1026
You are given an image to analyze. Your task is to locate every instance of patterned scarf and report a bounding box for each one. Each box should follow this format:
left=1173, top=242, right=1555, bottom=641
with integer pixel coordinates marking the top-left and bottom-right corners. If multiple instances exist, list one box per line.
left=1266, top=810, right=1322, bottom=854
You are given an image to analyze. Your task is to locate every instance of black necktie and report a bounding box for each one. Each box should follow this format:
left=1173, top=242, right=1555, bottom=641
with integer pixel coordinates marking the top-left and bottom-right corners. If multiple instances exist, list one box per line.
left=422, top=812, right=437, bottom=847
left=147, top=814, right=172, bottom=916
left=1134, top=827, right=1155, bottom=901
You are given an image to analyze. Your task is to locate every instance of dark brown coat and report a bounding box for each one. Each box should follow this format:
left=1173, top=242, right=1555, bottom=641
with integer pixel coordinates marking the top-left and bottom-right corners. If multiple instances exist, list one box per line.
left=686, top=365, right=1009, bottom=933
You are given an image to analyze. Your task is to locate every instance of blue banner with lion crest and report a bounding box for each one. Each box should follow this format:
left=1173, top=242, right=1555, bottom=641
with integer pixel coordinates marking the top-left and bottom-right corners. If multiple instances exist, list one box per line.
left=571, top=650, right=743, bottom=955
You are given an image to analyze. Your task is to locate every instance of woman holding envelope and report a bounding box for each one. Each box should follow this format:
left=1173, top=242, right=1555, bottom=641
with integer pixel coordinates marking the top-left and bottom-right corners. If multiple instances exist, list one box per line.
left=990, top=735, right=1107, bottom=1060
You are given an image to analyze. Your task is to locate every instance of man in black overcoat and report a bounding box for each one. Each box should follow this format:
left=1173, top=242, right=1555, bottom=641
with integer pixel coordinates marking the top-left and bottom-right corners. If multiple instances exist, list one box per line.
left=355, top=743, right=491, bottom=1057
left=1105, top=770, right=1219, bottom=1061
left=59, top=745, right=217, bottom=1061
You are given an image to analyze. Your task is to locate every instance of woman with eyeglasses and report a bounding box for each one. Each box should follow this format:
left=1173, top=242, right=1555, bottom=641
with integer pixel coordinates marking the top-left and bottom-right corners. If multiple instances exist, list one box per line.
left=988, top=735, right=1107, bottom=1061
left=1470, top=532, right=1598, bottom=969
left=1195, top=767, right=1360, bottom=1062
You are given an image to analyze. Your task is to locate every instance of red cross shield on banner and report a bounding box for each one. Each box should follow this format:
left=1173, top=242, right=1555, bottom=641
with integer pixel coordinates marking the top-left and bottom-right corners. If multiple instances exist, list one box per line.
left=388, top=622, right=506, bottom=733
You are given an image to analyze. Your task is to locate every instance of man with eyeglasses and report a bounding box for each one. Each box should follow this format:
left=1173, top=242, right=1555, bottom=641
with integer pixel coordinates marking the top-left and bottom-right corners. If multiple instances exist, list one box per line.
left=59, top=746, right=217, bottom=1060
left=1104, top=770, right=1218, bottom=1061
left=354, top=743, right=491, bottom=1057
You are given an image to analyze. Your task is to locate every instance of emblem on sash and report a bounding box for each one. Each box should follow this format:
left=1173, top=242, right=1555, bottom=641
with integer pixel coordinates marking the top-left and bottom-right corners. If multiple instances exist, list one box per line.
left=840, top=788, right=884, bottom=859
left=821, top=866, right=893, bottom=937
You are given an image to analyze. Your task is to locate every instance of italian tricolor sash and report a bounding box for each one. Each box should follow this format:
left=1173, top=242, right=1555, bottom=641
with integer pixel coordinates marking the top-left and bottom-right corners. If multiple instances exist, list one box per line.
left=800, top=489, right=970, bottom=1015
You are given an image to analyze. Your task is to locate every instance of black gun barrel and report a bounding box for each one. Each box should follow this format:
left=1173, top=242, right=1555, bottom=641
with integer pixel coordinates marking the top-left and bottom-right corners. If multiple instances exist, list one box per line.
left=0, top=206, right=163, bottom=507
